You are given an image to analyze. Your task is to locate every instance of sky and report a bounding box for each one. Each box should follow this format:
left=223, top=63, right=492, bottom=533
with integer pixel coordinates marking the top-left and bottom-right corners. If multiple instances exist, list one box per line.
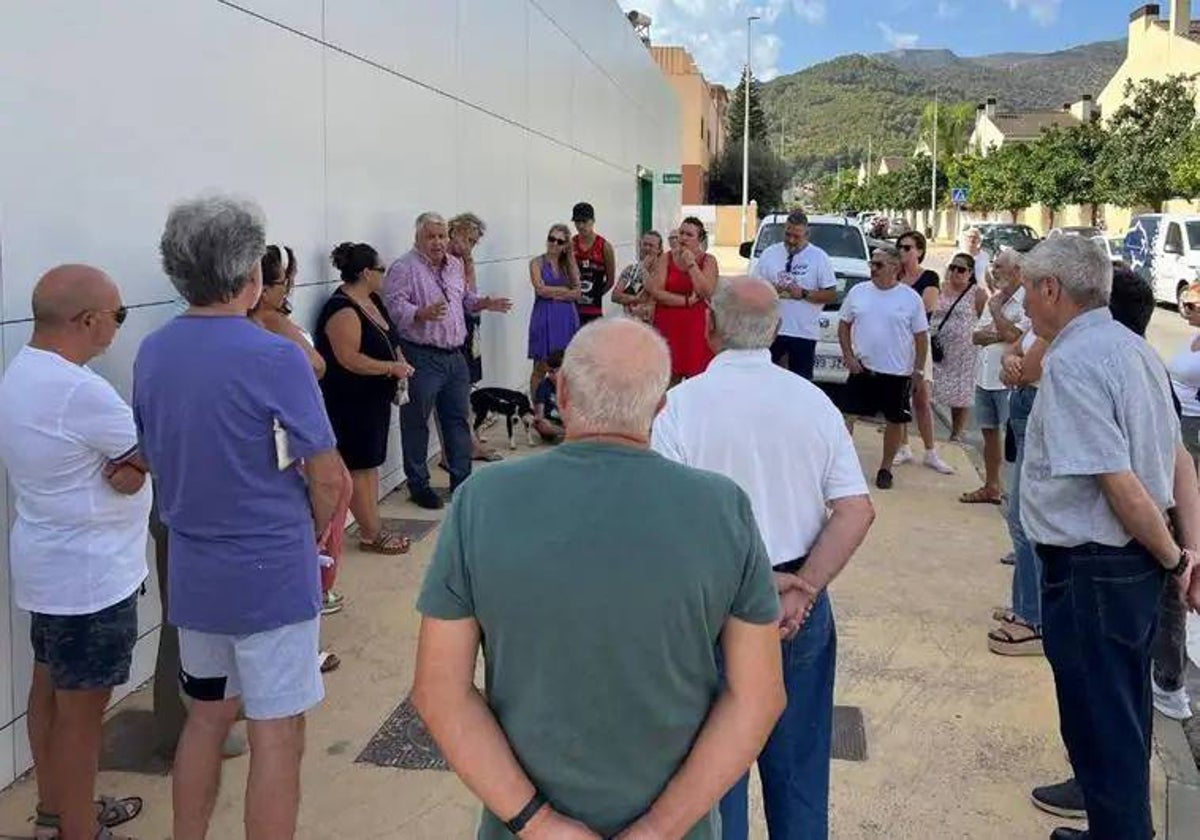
left=616, top=0, right=1157, bottom=86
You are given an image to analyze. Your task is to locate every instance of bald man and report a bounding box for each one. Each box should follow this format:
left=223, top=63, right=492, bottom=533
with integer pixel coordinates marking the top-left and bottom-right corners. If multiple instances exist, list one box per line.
left=653, top=278, right=874, bottom=840
left=0, top=265, right=147, bottom=840
left=413, top=319, right=786, bottom=840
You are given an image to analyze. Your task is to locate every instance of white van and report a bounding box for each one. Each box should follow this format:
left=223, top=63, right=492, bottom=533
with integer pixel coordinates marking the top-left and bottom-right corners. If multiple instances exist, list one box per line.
left=1151, top=214, right=1200, bottom=306
left=739, top=214, right=872, bottom=383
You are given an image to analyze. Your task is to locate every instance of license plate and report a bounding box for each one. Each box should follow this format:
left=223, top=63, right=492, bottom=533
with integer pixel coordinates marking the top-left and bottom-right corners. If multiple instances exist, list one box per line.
left=814, top=356, right=844, bottom=371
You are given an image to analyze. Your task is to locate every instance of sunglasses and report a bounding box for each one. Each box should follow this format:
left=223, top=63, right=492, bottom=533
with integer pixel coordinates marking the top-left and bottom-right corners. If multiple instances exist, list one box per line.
left=548, top=237, right=568, bottom=246
left=71, top=306, right=128, bottom=326
left=947, top=264, right=970, bottom=274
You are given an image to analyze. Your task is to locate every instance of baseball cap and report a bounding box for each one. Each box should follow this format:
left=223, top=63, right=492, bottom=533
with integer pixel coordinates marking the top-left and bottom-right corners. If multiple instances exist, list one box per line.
left=571, top=202, right=595, bottom=222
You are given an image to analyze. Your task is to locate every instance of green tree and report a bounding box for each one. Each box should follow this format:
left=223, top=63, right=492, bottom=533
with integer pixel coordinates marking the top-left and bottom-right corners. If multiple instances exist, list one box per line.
left=891, top=154, right=947, bottom=210
left=918, top=101, right=976, bottom=159
left=1171, top=124, right=1200, bottom=198
left=727, top=68, right=769, bottom=144
left=1027, top=123, right=1108, bottom=223
left=705, top=141, right=790, bottom=208
left=972, top=144, right=1036, bottom=220
left=1098, top=74, right=1197, bottom=208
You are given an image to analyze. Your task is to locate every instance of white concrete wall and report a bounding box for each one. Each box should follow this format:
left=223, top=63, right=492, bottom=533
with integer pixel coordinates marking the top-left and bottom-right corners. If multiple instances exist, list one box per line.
left=0, top=0, right=680, bottom=788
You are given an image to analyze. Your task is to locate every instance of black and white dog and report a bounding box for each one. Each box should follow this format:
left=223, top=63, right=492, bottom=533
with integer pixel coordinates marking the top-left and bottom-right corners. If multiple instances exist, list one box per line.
left=469, top=387, right=539, bottom=449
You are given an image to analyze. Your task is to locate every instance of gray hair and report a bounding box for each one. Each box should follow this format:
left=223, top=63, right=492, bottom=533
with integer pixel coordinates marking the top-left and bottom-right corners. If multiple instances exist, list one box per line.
left=873, top=242, right=901, bottom=262
left=560, top=319, right=670, bottom=436
left=1021, top=233, right=1112, bottom=309
left=160, top=195, right=266, bottom=306
left=415, top=211, right=446, bottom=233
left=710, top=278, right=780, bottom=350
left=448, top=212, right=486, bottom=238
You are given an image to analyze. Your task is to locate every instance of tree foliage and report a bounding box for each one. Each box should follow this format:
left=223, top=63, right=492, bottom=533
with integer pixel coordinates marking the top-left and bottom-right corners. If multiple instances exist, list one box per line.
left=706, top=140, right=791, bottom=209
left=918, top=101, right=976, bottom=159
left=1098, top=75, right=1197, bottom=208
left=1027, top=123, right=1107, bottom=211
left=727, top=69, right=769, bottom=145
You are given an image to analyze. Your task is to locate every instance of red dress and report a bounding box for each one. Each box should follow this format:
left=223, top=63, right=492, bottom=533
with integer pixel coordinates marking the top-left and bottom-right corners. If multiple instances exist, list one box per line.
left=653, top=252, right=714, bottom=378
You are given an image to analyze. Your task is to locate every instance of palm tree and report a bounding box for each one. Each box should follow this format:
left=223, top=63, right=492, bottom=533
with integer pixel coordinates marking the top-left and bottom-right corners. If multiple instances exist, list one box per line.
left=919, top=100, right=976, bottom=159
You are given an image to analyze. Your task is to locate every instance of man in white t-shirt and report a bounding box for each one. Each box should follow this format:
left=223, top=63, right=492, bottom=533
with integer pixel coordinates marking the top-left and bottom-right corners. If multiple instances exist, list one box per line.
left=653, top=278, right=874, bottom=840
left=967, top=249, right=1028, bottom=505
left=750, top=210, right=838, bottom=380
left=0, top=265, right=149, bottom=840
left=838, top=244, right=930, bottom=490
left=963, top=227, right=991, bottom=287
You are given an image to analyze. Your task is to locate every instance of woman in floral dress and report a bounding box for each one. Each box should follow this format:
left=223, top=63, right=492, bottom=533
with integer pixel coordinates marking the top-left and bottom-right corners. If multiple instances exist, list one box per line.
left=931, top=252, right=988, bottom=441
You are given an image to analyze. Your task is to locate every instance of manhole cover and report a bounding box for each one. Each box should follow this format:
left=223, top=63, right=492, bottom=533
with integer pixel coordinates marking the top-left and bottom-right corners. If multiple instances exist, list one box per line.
left=356, top=696, right=448, bottom=771
left=833, top=705, right=868, bottom=762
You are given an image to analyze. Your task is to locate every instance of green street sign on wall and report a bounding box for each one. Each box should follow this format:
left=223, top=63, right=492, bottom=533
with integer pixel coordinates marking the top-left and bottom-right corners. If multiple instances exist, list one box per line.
left=662, top=172, right=683, bottom=185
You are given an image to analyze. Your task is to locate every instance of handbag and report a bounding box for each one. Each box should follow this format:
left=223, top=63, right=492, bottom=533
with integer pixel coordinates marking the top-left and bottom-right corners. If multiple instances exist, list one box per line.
left=930, top=282, right=974, bottom=364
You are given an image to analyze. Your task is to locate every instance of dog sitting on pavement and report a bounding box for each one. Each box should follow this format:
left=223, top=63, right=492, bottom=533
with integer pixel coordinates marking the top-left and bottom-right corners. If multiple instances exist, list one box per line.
left=469, top=387, right=539, bottom=449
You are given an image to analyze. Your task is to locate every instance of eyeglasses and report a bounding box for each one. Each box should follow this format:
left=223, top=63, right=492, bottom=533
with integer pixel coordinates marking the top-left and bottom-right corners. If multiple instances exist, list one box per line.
left=947, top=265, right=970, bottom=274
left=548, top=237, right=568, bottom=246
left=71, top=306, right=128, bottom=326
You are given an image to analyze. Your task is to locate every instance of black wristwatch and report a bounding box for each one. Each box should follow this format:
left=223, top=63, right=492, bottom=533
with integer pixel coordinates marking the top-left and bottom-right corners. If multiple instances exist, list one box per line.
left=1169, top=549, right=1193, bottom=578
left=504, top=791, right=547, bottom=834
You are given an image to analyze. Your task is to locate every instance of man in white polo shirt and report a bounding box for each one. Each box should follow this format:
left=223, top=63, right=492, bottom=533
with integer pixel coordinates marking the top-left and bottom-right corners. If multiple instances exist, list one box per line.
left=838, top=243, right=930, bottom=490
left=653, top=277, right=875, bottom=840
left=750, top=210, right=838, bottom=380
left=0, top=265, right=149, bottom=840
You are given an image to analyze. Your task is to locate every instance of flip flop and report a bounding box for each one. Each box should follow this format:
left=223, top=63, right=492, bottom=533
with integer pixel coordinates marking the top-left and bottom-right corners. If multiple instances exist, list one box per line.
left=960, top=487, right=1003, bottom=505
left=319, top=651, right=341, bottom=673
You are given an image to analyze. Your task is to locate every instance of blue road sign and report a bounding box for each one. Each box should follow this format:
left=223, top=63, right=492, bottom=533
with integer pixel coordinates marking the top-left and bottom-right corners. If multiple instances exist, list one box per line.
left=951, top=187, right=969, bottom=205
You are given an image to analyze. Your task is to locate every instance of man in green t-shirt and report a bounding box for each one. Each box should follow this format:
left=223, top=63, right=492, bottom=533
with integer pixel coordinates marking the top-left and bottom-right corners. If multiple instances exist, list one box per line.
left=413, top=318, right=789, bottom=839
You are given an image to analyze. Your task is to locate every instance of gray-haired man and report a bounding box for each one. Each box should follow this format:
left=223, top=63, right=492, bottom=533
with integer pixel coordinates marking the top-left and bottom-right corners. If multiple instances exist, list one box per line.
left=384, top=212, right=511, bottom=510
left=413, top=318, right=787, bottom=839
left=1019, top=235, right=1200, bottom=840
left=135, top=196, right=346, bottom=840
left=653, top=278, right=874, bottom=840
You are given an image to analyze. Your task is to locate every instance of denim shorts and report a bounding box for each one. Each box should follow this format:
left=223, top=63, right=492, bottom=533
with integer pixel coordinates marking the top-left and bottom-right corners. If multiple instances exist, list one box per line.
left=974, top=386, right=1011, bottom=430
left=31, top=592, right=140, bottom=691
left=179, top=616, right=323, bottom=720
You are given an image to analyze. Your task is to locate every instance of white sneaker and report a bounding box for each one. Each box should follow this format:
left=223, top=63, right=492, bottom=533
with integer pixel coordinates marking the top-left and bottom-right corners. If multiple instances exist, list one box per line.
left=1152, top=676, right=1192, bottom=720
left=924, top=450, right=955, bottom=475
left=894, top=445, right=915, bottom=465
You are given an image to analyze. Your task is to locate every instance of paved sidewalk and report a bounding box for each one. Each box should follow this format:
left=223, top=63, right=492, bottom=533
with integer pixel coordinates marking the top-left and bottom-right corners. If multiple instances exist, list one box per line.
left=0, top=428, right=1166, bottom=838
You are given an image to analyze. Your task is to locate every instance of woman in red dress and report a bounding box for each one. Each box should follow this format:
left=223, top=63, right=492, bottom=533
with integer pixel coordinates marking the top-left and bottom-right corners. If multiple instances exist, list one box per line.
left=648, top=216, right=719, bottom=382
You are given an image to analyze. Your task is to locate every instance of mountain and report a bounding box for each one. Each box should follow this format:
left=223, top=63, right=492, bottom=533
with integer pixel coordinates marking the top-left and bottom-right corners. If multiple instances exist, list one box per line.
left=761, top=39, right=1126, bottom=181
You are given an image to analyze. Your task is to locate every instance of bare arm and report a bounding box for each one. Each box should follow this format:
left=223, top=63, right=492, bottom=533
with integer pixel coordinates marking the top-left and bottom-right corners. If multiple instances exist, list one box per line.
left=616, top=618, right=785, bottom=838
left=264, top=313, right=326, bottom=380
left=987, top=290, right=1024, bottom=343
left=612, top=266, right=643, bottom=306
left=324, top=309, right=408, bottom=378
left=792, top=496, right=874, bottom=594
left=304, top=449, right=345, bottom=537
left=413, top=617, right=596, bottom=837
left=646, top=254, right=689, bottom=307
left=690, top=256, right=719, bottom=300
left=920, top=286, right=939, bottom=315
left=1097, top=471, right=1180, bottom=567
left=602, top=241, right=617, bottom=296
left=529, top=257, right=577, bottom=302
left=913, top=331, right=929, bottom=377
left=805, top=287, right=838, bottom=305
left=973, top=286, right=989, bottom=317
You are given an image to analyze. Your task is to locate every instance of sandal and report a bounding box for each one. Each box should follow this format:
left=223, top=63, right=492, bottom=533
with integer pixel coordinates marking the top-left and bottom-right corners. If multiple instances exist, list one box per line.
left=358, top=530, right=410, bottom=555
left=319, top=651, right=341, bottom=673
left=987, top=621, right=1044, bottom=657
left=36, top=796, right=143, bottom=839
left=959, top=486, right=1003, bottom=505
left=473, top=450, right=503, bottom=462
left=991, top=607, right=1017, bottom=624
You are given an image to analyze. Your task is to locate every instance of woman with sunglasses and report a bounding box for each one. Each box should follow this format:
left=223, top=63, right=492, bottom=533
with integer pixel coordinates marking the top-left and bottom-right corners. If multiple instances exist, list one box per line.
left=649, top=216, right=718, bottom=383
left=250, top=245, right=326, bottom=378
left=931, top=253, right=987, bottom=441
left=895, top=231, right=954, bottom=474
left=316, top=242, right=414, bottom=557
left=528, top=223, right=582, bottom=397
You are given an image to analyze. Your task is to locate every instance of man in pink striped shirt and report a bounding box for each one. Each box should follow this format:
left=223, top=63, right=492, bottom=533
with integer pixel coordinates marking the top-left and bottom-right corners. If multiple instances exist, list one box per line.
left=384, top=212, right=511, bottom=509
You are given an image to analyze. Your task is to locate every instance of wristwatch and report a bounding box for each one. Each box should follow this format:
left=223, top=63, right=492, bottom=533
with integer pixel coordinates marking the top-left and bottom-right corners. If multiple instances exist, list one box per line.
left=1169, top=548, right=1194, bottom=578
left=505, top=791, right=547, bottom=834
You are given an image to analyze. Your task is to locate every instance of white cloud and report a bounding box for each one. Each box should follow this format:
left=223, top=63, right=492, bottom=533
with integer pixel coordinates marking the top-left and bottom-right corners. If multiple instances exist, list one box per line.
left=1002, top=0, right=1061, bottom=26
left=878, top=22, right=920, bottom=50
left=618, top=0, right=814, bottom=85
left=936, top=1, right=959, bottom=19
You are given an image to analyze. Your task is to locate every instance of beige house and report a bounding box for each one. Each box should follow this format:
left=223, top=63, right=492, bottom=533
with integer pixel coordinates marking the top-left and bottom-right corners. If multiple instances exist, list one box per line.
left=1098, top=2, right=1200, bottom=119
left=650, top=46, right=729, bottom=204
left=967, top=96, right=1096, bottom=156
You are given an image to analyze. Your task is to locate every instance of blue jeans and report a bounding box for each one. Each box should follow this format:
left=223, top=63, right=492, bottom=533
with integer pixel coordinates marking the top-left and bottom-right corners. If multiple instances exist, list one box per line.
left=1038, top=541, right=1165, bottom=840
left=1005, top=386, right=1041, bottom=629
left=720, top=591, right=835, bottom=840
left=398, top=342, right=473, bottom=494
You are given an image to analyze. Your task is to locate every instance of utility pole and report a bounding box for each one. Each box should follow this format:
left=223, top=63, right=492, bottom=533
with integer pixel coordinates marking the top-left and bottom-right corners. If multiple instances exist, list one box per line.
left=867, top=136, right=873, bottom=186
left=930, top=94, right=939, bottom=239
left=740, top=14, right=760, bottom=243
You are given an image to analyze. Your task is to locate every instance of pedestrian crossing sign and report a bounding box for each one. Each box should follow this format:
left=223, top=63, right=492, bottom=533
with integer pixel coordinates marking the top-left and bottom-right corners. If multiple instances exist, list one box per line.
left=951, top=187, right=969, bottom=205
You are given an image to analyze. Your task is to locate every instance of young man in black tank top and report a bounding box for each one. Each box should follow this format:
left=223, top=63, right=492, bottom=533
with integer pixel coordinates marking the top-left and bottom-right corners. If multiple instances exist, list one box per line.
left=571, top=202, right=616, bottom=325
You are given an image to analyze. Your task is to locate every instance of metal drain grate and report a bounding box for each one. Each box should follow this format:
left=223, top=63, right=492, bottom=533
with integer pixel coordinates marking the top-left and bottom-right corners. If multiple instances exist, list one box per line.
left=356, top=696, right=449, bottom=771
left=832, top=705, right=868, bottom=762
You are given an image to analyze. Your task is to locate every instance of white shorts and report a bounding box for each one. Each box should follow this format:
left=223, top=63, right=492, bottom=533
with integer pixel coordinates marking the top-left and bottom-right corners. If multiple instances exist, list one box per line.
left=178, top=617, right=324, bottom=720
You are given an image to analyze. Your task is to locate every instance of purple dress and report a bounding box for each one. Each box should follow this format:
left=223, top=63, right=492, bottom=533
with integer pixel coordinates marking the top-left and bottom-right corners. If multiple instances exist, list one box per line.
left=528, top=259, right=580, bottom=360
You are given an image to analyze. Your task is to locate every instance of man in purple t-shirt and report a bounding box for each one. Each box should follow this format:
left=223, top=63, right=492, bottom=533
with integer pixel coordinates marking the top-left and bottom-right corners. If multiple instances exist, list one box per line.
left=134, top=196, right=344, bottom=840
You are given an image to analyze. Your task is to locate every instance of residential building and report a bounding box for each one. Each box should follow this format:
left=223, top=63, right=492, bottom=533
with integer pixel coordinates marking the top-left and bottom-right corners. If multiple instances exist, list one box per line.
left=1099, top=2, right=1200, bottom=118
left=650, top=45, right=729, bottom=203
left=967, top=96, right=1096, bottom=156
left=0, top=0, right=680, bottom=789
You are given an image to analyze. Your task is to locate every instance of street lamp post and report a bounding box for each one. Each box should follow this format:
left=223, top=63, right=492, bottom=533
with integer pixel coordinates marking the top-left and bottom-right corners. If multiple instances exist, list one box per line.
left=740, top=14, right=760, bottom=244
left=930, top=93, right=939, bottom=239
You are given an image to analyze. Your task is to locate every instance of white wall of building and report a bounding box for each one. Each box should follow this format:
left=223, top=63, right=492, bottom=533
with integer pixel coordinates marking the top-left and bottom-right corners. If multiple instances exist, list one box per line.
left=0, top=0, right=680, bottom=788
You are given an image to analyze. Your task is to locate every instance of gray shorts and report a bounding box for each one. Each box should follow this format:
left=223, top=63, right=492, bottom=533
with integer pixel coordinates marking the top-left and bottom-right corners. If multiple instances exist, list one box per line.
left=974, top=386, right=1011, bottom=430
left=178, top=617, right=323, bottom=720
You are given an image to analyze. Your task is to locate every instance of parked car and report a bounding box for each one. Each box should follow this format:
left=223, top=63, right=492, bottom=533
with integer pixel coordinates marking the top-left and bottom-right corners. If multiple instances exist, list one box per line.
left=1147, top=213, right=1200, bottom=306
left=740, top=214, right=871, bottom=384
left=887, top=217, right=912, bottom=239
left=1051, top=225, right=1102, bottom=239
left=1093, top=235, right=1125, bottom=266
left=981, top=224, right=1040, bottom=258
left=1122, top=213, right=1162, bottom=279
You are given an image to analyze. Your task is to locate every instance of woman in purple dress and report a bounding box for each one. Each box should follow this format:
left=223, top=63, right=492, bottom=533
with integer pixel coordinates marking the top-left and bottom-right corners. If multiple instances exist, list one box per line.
left=528, top=223, right=581, bottom=396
